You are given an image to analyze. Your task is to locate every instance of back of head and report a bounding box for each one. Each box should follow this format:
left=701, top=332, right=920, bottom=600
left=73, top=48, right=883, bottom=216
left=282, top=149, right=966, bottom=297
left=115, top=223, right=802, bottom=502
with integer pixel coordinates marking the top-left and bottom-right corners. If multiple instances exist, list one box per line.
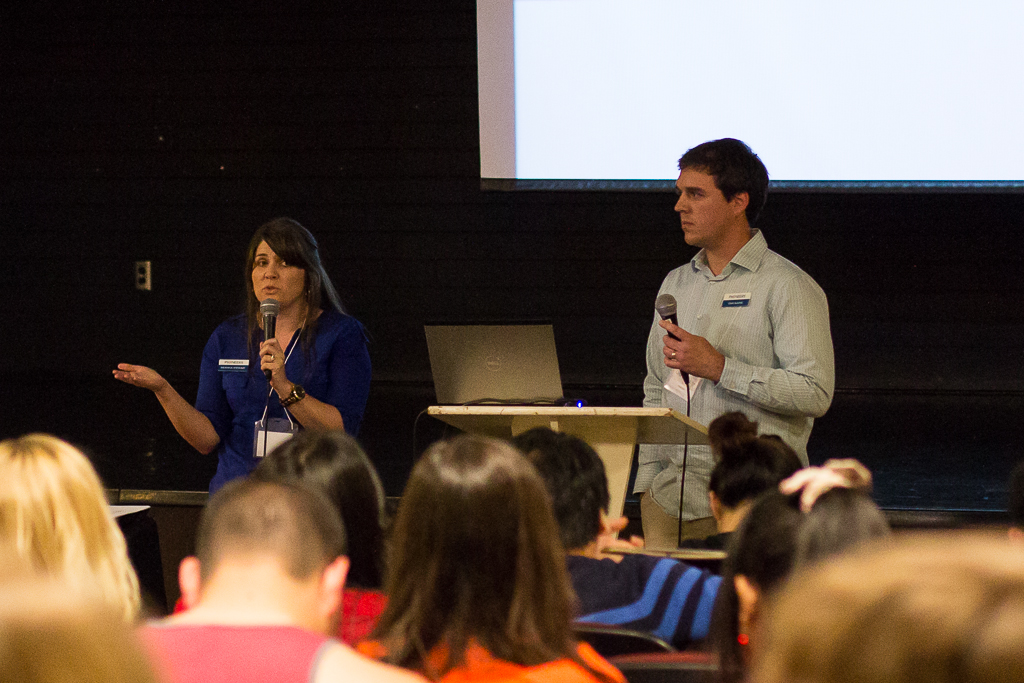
left=0, top=576, right=158, bottom=683
left=714, top=491, right=804, bottom=683
left=253, top=430, right=386, bottom=588
left=512, top=427, right=609, bottom=551
left=708, top=412, right=759, bottom=461
left=195, top=478, right=346, bottom=583
left=715, top=485, right=891, bottom=682
left=796, top=487, right=890, bottom=567
left=708, top=414, right=802, bottom=510
left=725, top=491, right=805, bottom=596
left=755, top=534, right=1024, bottom=683
left=0, top=434, right=140, bottom=621
left=678, top=138, right=769, bottom=225
left=376, top=434, right=578, bottom=674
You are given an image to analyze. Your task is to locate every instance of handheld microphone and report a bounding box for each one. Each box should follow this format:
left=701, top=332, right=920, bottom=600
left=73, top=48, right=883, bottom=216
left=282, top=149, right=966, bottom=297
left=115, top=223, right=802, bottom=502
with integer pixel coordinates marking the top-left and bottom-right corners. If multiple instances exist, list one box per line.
left=260, top=298, right=280, bottom=380
left=655, top=294, right=688, bottom=386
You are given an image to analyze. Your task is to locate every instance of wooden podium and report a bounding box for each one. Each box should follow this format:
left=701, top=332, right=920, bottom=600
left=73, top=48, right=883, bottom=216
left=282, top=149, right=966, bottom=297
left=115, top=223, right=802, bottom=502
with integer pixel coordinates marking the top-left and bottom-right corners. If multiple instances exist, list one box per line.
left=427, top=406, right=708, bottom=519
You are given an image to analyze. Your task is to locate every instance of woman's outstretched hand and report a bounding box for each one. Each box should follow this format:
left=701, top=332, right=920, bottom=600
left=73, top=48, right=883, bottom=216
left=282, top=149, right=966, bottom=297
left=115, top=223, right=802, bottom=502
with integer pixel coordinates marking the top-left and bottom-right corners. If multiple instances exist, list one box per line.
left=113, top=363, right=169, bottom=393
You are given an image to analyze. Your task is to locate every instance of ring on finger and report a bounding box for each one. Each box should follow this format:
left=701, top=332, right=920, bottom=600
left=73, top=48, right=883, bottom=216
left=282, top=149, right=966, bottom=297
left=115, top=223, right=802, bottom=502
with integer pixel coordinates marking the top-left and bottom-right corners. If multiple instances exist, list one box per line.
left=670, top=351, right=677, bottom=359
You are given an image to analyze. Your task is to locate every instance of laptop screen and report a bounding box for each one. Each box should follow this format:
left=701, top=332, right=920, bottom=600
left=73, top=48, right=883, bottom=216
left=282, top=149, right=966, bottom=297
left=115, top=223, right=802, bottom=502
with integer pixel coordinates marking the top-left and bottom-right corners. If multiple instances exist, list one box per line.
left=424, top=324, right=564, bottom=405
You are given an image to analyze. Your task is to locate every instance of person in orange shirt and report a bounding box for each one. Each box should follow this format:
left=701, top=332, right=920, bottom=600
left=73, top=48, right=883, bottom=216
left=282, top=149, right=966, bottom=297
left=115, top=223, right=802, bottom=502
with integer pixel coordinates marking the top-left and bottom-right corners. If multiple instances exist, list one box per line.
left=359, top=434, right=624, bottom=683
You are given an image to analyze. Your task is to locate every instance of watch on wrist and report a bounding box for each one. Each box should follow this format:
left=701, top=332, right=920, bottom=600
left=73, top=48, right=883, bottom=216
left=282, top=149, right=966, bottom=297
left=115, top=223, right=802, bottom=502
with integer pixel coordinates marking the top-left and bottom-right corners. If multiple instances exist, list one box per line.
left=280, top=383, right=306, bottom=407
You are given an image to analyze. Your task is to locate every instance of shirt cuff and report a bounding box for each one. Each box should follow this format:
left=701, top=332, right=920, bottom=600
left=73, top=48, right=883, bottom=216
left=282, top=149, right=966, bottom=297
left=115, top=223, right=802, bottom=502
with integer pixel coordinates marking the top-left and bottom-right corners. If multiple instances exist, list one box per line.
left=716, top=356, right=753, bottom=396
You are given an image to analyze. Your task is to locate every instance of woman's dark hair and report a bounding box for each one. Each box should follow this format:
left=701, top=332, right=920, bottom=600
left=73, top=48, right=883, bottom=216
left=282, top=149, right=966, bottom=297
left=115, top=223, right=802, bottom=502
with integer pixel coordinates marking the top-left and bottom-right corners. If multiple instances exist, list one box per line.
left=251, top=430, right=386, bottom=589
left=708, top=412, right=759, bottom=461
left=708, top=413, right=803, bottom=510
left=713, top=486, right=891, bottom=683
left=371, top=434, right=607, bottom=680
left=713, top=490, right=804, bottom=682
left=244, top=217, right=346, bottom=355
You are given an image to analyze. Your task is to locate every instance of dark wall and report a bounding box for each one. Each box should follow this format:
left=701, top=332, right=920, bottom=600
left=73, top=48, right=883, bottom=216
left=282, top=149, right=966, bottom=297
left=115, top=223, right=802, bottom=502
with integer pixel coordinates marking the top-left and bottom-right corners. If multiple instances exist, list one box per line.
left=3, top=3, right=1023, bottom=510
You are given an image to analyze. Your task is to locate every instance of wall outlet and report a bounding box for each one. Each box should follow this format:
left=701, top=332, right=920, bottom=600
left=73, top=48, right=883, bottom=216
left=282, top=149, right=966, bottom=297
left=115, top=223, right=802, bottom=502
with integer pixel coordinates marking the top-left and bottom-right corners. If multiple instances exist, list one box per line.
left=135, top=260, right=152, bottom=291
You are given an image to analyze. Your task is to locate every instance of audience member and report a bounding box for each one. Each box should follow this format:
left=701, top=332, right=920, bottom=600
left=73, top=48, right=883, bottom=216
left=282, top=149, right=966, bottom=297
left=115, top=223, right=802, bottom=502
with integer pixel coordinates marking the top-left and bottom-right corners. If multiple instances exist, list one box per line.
left=512, top=427, right=720, bottom=650
left=754, top=533, right=1024, bottom=683
left=682, top=412, right=802, bottom=550
left=143, top=478, right=422, bottom=683
left=714, top=465, right=888, bottom=683
left=253, top=430, right=388, bottom=644
left=0, top=433, right=141, bottom=621
left=0, top=575, right=159, bottom=683
left=361, top=434, right=625, bottom=683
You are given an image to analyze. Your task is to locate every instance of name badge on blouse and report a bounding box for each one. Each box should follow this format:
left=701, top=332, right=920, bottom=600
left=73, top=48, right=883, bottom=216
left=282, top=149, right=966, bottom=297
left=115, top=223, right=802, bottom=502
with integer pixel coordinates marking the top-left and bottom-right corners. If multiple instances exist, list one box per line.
left=253, top=417, right=298, bottom=458
left=723, top=292, right=751, bottom=307
left=219, top=359, right=249, bottom=372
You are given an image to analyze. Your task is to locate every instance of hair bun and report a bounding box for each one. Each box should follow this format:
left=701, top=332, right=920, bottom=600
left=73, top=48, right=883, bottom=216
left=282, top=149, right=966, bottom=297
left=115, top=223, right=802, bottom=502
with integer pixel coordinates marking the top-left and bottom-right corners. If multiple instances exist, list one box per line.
left=709, top=411, right=759, bottom=461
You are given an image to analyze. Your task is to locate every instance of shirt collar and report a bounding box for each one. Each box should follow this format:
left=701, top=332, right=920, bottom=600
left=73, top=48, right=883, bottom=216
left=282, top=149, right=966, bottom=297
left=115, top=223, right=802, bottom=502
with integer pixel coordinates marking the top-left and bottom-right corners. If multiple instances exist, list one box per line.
left=690, top=229, right=768, bottom=275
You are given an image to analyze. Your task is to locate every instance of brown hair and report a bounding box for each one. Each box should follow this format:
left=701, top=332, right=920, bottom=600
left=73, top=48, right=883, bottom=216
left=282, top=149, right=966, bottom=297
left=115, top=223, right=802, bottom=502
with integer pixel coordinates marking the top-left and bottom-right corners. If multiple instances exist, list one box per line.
left=244, top=217, right=346, bottom=356
left=372, top=435, right=601, bottom=679
left=195, top=478, right=346, bottom=583
left=754, top=533, right=1024, bottom=683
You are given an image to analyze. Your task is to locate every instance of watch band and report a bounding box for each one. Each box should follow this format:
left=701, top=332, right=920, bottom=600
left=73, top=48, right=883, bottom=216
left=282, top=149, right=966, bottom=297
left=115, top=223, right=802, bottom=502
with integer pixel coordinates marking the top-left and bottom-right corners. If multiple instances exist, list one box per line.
left=280, top=383, right=306, bottom=407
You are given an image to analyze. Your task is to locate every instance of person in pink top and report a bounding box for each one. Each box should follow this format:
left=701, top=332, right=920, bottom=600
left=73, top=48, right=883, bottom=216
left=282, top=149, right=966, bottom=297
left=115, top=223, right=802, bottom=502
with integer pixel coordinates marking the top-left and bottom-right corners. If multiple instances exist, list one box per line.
left=142, top=478, right=422, bottom=683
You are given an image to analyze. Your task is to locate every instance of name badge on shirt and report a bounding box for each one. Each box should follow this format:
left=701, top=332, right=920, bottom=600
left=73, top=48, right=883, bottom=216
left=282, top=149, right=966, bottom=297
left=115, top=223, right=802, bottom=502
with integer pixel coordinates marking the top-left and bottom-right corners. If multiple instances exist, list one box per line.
left=723, top=292, right=751, bottom=308
left=219, top=359, right=249, bottom=372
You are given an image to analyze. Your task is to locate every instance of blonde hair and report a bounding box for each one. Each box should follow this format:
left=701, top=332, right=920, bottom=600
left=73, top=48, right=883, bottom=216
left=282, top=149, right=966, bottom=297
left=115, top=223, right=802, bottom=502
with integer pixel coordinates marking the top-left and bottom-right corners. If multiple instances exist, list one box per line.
left=754, top=533, right=1024, bottom=683
left=0, top=434, right=141, bottom=621
left=0, top=576, right=158, bottom=683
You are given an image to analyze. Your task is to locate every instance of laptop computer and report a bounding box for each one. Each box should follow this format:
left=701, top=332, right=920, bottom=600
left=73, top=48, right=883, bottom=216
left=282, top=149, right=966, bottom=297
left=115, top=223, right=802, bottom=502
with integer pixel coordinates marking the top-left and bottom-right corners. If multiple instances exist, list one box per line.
left=424, top=323, right=564, bottom=405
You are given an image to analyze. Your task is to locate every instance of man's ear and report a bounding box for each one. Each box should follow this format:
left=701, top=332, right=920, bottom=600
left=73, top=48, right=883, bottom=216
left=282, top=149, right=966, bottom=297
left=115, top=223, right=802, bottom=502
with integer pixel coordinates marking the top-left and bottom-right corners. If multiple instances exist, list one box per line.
left=730, top=191, right=750, bottom=218
left=734, top=573, right=760, bottom=637
left=178, top=556, right=203, bottom=609
left=1009, top=527, right=1024, bottom=543
left=318, top=556, right=350, bottom=620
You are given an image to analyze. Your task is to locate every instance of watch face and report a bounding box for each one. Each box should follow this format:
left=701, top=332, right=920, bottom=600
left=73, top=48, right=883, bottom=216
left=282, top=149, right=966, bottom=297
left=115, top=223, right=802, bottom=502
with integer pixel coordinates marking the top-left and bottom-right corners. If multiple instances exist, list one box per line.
left=293, top=385, right=305, bottom=399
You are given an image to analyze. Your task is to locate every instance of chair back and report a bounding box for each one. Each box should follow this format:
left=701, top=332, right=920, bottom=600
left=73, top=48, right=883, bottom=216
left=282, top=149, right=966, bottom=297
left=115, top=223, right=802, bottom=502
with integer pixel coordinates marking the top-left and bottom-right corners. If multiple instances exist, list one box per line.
left=573, top=624, right=675, bottom=657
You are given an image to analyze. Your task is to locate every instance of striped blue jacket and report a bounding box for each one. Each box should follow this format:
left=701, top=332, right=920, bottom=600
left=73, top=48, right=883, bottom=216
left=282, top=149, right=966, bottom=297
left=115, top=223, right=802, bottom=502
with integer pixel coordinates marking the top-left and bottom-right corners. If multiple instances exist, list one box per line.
left=568, top=554, right=721, bottom=649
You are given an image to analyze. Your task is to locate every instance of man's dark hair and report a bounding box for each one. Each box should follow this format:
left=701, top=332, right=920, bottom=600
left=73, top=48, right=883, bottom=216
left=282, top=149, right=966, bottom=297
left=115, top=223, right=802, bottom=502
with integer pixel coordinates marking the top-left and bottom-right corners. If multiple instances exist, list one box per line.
left=511, top=428, right=608, bottom=551
left=194, top=478, right=346, bottom=583
left=678, top=138, right=770, bottom=225
left=1009, top=460, right=1024, bottom=529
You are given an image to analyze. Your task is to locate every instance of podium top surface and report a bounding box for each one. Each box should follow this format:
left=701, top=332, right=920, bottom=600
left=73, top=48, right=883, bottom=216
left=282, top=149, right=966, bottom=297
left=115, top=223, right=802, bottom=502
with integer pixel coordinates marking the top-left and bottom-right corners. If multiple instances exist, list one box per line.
left=427, top=406, right=707, bottom=445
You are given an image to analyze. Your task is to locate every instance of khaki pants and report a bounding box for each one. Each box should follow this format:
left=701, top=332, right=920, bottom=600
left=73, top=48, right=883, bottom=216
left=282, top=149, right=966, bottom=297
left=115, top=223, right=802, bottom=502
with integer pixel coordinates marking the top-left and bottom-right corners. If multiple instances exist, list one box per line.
left=640, top=493, right=718, bottom=550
